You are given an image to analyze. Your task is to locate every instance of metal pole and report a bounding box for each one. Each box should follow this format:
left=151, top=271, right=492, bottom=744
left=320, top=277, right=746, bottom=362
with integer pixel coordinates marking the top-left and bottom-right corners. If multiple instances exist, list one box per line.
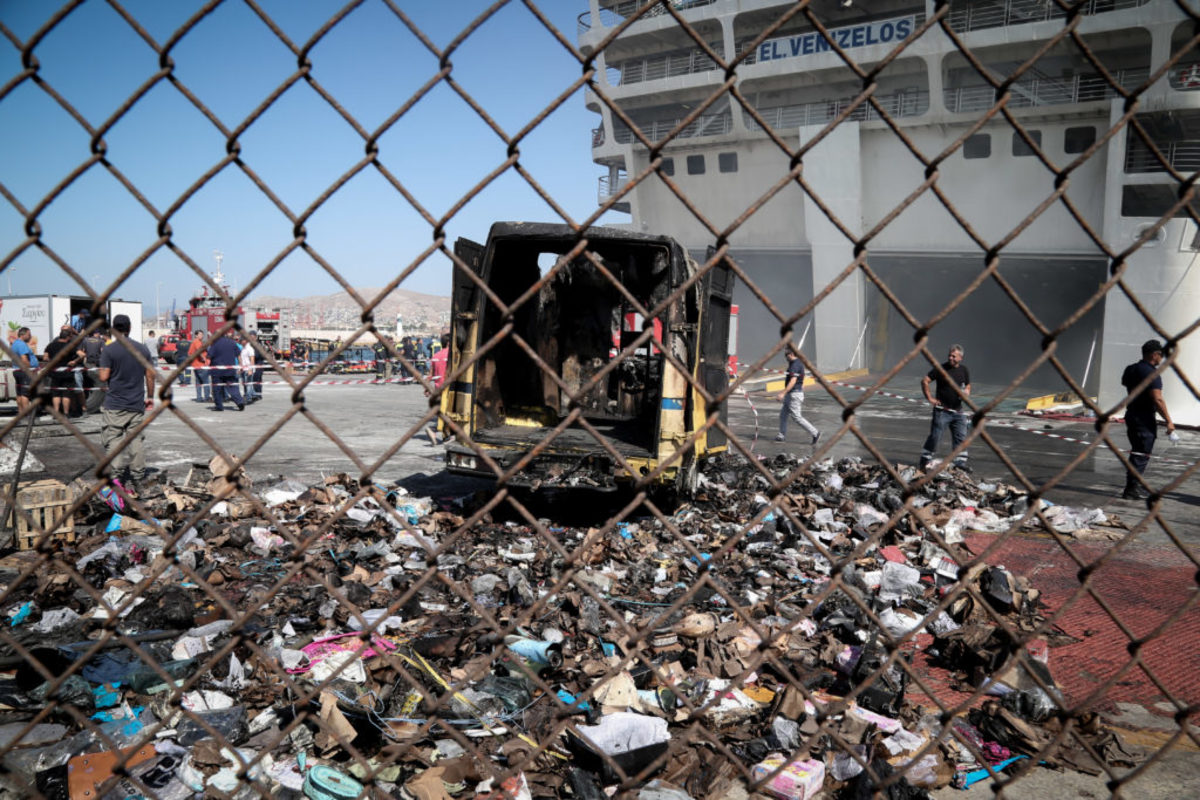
left=847, top=320, right=869, bottom=371
left=796, top=320, right=812, bottom=352
left=1080, top=330, right=1099, bottom=394
left=2, top=405, right=39, bottom=548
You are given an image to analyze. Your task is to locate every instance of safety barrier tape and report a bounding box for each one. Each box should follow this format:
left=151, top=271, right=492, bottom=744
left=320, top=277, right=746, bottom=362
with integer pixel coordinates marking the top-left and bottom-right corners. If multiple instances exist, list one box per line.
left=24, top=358, right=1195, bottom=467
left=28, top=376, right=419, bottom=393
left=739, top=386, right=760, bottom=453
left=829, top=378, right=1197, bottom=469
left=18, top=359, right=417, bottom=373
left=733, top=362, right=1194, bottom=468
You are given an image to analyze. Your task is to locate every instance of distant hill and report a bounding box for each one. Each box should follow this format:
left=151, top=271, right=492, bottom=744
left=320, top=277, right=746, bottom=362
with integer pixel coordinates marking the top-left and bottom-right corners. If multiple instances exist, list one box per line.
left=250, top=286, right=450, bottom=331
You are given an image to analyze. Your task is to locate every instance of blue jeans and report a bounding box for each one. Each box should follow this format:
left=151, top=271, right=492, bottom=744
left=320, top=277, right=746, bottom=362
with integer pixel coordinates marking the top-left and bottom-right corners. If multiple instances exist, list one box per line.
left=921, top=406, right=969, bottom=466
left=194, top=369, right=211, bottom=401
left=211, top=373, right=244, bottom=410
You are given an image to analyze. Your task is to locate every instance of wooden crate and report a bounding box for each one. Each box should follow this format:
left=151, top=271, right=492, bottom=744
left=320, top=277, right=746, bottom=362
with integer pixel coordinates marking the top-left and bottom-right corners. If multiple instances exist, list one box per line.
left=6, top=479, right=76, bottom=550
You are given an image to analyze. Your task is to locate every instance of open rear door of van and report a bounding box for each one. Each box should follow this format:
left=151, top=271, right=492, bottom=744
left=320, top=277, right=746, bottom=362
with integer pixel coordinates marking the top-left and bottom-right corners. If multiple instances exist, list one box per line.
left=699, top=246, right=734, bottom=450
left=446, top=237, right=488, bottom=434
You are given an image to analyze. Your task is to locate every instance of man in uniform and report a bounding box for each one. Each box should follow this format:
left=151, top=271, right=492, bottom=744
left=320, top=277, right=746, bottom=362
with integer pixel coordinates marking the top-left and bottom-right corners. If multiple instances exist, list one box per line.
left=97, top=315, right=155, bottom=490
left=920, top=344, right=972, bottom=471
left=207, top=330, right=245, bottom=411
left=1120, top=339, right=1176, bottom=500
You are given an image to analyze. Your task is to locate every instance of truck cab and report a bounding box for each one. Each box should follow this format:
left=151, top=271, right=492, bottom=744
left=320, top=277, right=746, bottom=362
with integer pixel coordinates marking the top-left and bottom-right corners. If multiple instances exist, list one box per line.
left=441, top=222, right=734, bottom=494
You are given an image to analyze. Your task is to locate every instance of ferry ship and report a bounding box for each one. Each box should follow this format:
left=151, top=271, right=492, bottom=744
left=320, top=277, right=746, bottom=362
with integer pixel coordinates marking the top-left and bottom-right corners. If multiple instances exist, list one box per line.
left=577, top=0, right=1199, bottom=426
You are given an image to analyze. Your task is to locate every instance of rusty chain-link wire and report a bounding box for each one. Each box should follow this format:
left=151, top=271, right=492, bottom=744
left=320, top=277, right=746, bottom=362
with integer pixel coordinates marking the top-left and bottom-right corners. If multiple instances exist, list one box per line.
left=0, top=0, right=1197, bottom=798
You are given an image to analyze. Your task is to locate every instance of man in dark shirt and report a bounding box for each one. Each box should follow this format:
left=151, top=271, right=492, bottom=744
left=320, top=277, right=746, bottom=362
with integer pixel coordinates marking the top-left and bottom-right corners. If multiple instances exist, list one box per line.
left=920, top=344, right=972, bottom=471
left=774, top=344, right=821, bottom=446
left=98, top=315, right=155, bottom=488
left=1119, top=339, right=1176, bottom=500
left=82, top=328, right=105, bottom=414
left=42, top=326, right=82, bottom=417
left=206, top=330, right=245, bottom=411
left=374, top=339, right=388, bottom=380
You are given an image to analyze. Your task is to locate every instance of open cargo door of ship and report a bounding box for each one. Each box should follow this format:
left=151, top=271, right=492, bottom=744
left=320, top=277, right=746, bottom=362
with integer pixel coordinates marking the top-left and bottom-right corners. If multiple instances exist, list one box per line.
left=700, top=246, right=734, bottom=450
left=447, top=236, right=487, bottom=433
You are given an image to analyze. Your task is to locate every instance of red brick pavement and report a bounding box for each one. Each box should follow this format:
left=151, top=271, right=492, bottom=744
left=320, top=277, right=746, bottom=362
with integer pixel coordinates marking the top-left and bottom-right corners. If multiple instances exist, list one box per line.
left=906, top=531, right=1199, bottom=721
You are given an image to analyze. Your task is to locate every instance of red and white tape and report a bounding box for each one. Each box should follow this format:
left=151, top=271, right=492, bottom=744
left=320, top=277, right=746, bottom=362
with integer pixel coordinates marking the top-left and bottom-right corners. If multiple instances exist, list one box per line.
left=734, top=362, right=1194, bottom=468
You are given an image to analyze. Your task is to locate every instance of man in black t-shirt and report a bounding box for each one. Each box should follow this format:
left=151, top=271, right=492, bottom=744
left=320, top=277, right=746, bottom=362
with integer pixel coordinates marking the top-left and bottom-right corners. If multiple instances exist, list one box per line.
left=42, top=326, right=82, bottom=417
left=98, top=315, right=155, bottom=489
left=1119, top=339, right=1176, bottom=500
left=919, top=344, right=972, bottom=470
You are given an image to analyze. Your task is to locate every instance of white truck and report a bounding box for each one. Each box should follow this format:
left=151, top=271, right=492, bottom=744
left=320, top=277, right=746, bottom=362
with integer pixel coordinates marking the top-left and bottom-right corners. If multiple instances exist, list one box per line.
left=0, top=295, right=143, bottom=402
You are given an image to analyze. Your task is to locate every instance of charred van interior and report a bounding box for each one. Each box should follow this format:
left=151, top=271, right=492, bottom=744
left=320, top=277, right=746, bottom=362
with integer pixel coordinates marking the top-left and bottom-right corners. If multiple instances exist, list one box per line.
left=472, top=235, right=677, bottom=457
left=445, top=222, right=731, bottom=492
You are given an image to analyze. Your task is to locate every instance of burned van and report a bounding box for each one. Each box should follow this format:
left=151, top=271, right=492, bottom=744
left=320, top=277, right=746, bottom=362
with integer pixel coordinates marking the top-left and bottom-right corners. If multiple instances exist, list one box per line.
left=440, top=222, right=734, bottom=494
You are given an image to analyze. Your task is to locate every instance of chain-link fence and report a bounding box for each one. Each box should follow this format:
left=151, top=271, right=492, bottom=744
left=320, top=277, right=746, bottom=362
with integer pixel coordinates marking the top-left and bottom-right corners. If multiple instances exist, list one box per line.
left=0, top=1, right=1197, bottom=798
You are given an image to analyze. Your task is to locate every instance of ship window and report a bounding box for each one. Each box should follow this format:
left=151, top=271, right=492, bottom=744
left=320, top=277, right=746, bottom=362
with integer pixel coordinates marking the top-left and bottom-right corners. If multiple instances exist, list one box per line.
left=660, top=157, right=675, bottom=176
left=687, top=154, right=705, bottom=175
left=1121, top=184, right=1198, bottom=218
left=718, top=152, right=738, bottom=173
left=1012, top=130, right=1042, bottom=157
left=963, top=134, right=990, bottom=159
left=1064, top=126, right=1096, bottom=154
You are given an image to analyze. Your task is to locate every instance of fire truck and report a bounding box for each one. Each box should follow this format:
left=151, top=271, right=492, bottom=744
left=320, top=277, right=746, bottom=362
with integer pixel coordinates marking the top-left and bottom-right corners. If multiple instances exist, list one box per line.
left=168, top=259, right=291, bottom=358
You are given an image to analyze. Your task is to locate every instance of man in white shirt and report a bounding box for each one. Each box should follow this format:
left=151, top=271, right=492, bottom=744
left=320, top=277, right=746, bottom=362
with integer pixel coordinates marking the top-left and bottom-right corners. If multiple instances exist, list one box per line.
left=238, top=333, right=257, bottom=402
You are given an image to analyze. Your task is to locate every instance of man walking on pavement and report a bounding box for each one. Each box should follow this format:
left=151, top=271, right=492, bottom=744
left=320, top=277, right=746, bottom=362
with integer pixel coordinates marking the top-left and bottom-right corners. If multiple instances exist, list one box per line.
left=920, top=344, right=972, bottom=471
left=1120, top=339, right=1176, bottom=500
left=97, top=314, right=155, bottom=492
left=774, top=343, right=821, bottom=446
left=207, top=330, right=244, bottom=411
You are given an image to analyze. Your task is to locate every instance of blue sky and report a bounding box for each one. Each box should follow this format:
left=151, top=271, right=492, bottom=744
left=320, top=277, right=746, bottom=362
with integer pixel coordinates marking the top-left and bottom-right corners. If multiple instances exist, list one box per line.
left=0, top=0, right=614, bottom=315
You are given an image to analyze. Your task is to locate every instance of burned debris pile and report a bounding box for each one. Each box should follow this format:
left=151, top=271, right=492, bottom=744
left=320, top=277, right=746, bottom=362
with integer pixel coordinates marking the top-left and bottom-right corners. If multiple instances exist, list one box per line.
left=0, top=453, right=1139, bottom=799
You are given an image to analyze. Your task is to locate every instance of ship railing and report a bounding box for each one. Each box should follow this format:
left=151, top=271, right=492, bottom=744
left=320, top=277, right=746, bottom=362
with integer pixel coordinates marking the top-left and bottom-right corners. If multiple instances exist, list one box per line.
left=1125, top=139, right=1200, bottom=174
left=613, top=44, right=723, bottom=85
left=945, top=67, right=1150, bottom=113
left=592, top=126, right=606, bottom=147
left=947, top=0, right=1148, bottom=34
left=598, top=172, right=629, bottom=202
left=578, top=0, right=718, bottom=34
left=613, top=111, right=733, bottom=144
left=746, top=89, right=931, bottom=131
